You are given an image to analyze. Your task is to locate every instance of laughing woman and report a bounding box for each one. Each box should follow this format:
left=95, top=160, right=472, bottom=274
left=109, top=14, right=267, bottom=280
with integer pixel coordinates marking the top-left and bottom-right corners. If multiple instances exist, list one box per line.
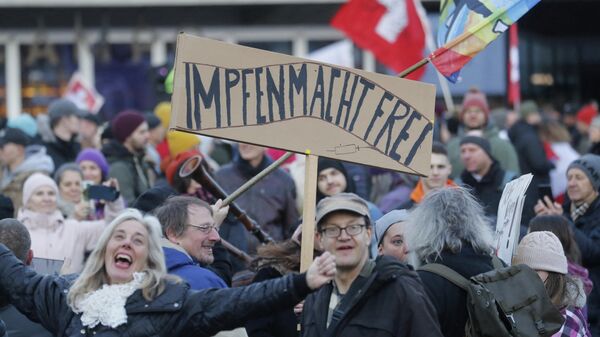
left=0, top=209, right=335, bottom=337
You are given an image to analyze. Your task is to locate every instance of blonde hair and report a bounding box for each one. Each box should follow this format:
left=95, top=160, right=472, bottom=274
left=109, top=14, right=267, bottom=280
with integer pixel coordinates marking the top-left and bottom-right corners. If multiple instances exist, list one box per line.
left=67, top=209, right=176, bottom=309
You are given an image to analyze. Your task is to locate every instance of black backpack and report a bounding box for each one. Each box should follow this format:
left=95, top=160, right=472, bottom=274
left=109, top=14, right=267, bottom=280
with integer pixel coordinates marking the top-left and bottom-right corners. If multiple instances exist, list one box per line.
left=420, top=260, right=565, bottom=337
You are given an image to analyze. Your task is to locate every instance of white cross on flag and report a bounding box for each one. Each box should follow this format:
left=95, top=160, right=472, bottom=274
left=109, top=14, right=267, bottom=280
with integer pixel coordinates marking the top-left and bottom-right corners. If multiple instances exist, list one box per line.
left=331, top=0, right=426, bottom=79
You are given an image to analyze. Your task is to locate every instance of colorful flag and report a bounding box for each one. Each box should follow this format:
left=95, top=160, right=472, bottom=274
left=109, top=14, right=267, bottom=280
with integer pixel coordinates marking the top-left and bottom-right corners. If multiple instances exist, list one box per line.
left=431, top=0, right=540, bottom=82
left=331, top=0, right=427, bottom=80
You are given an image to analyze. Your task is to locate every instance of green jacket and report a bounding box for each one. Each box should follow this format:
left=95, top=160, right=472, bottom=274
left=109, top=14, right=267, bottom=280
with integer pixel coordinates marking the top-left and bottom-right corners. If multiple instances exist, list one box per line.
left=447, top=125, right=520, bottom=179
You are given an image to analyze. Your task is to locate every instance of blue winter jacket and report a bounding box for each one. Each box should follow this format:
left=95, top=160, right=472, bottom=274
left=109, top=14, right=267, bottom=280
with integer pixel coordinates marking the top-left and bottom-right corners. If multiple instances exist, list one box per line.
left=162, top=245, right=227, bottom=290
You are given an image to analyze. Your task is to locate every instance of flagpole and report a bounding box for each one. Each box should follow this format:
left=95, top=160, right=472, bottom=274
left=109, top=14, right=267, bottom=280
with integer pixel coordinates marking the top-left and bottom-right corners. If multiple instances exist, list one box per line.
left=398, top=57, right=430, bottom=78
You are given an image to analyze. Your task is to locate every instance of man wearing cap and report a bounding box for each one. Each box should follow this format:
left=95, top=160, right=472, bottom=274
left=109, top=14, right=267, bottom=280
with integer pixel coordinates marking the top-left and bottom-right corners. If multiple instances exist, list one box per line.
left=0, top=128, right=54, bottom=214
left=458, top=135, right=517, bottom=218
left=535, top=154, right=600, bottom=333
left=375, top=209, right=410, bottom=262
left=400, top=142, right=456, bottom=210
left=446, top=88, right=520, bottom=178
left=43, top=98, right=83, bottom=170
left=101, top=110, right=154, bottom=205
left=301, top=193, right=442, bottom=337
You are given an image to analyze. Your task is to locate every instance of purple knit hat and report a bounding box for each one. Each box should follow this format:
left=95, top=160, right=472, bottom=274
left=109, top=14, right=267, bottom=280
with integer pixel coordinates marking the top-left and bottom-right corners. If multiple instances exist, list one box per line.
left=76, top=149, right=110, bottom=179
left=111, top=110, right=146, bottom=143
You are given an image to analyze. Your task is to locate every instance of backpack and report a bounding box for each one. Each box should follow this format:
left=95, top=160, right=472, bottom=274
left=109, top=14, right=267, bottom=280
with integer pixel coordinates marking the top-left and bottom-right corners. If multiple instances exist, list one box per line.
left=420, top=259, right=565, bottom=337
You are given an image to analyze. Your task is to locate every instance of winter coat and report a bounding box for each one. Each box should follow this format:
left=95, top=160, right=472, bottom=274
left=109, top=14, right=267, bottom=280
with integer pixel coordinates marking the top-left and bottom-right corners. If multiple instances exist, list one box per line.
left=102, top=140, right=153, bottom=205
left=301, top=256, right=443, bottom=337
left=564, top=197, right=600, bottom=335
left=458, top=160, right=516, bottom=218
left=245, top=267, right=298, bottom=337
left=0, top=145, right=54, bottom=215
left=43, top=136, right=81, bottom=173
left=214, top=155, right=298, bottom=250
left=418, top=245, right=495, bottom=337
left=17, top=202, right=123, bottom=274
left=447, top=125, right=520, bottom=179
left=162, top=240, right=227, bottom=290
left=0, top=304, right=53, bottom=337
left=0, top=244, right=312, bottom=337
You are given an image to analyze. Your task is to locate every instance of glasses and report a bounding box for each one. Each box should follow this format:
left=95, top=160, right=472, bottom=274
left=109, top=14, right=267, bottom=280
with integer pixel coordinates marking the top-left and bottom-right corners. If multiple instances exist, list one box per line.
left=186, top=224, right=218, bottom=234
left=320, top=224, right=366, bottom=238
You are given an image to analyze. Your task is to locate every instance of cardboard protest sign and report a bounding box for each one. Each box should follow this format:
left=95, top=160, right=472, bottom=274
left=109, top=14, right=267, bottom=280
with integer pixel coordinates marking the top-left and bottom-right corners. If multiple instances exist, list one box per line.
left=494, top=173, right=533, bottom=265
left=170, top=33, right=436, bottom=175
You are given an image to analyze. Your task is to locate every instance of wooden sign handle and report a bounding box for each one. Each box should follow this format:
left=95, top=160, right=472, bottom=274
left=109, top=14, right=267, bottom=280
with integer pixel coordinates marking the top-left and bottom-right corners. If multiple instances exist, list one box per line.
left=300, top=153, right=319, bottom=272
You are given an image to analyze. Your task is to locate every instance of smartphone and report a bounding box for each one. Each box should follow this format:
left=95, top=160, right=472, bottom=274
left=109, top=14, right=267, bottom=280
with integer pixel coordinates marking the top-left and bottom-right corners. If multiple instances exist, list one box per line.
left=537, top=184, right=554, bottom=203
left=85, top=185, right=120, bottom=201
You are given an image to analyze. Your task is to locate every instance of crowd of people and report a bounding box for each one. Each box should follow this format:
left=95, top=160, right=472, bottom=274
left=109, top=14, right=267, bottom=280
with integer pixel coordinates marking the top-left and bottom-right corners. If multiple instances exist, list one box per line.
left=0, top=89, right=597, bottom=337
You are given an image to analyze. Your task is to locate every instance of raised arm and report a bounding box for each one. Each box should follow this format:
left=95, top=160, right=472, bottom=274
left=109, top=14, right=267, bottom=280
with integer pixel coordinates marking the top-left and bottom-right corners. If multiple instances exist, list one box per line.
left=0, top=244, right=71, bottom=335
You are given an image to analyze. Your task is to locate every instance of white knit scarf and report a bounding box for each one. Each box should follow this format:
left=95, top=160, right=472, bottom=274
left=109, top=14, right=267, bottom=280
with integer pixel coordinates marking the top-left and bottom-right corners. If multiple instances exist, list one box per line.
left=74, top=272, right=146, bottom=329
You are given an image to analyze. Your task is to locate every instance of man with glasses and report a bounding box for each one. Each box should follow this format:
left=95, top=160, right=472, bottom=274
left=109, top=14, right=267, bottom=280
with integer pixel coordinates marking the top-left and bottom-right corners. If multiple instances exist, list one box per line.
left=154, top=195, right=227, bottom=289
left=301, top=193, right=442, bottom=337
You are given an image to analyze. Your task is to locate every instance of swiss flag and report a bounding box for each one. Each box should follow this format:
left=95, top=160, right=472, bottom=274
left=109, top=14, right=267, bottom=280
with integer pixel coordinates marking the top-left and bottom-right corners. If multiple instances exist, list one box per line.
left=331, top=0, right=426, bottom=80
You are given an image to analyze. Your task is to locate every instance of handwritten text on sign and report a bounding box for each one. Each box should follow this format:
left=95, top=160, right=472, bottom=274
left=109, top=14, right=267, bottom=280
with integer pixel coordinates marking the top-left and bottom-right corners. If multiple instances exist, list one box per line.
left=184, top=62, right=431, bottom=167
left=171, top=34, right=435, bottom=174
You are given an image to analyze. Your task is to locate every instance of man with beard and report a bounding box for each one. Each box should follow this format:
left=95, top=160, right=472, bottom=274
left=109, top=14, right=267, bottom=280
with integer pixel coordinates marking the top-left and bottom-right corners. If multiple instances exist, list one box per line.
left=102, top=110, right=154, bottom=205
left=214, top=142, right=298, bottom=254
left=301, top=193, right=441, bottom=337
left=446, top=88, right=520, bottom=179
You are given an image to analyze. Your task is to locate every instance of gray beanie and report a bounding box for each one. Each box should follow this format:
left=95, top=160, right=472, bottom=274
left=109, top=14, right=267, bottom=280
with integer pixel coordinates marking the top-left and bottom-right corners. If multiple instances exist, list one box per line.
left=47, top=99, right=84, bottom=128
left=513, top=231, right=567, bottom=274
left=567, top=154, right=600, bottom=191
left=375, top=209, right=410, bottom=245
left=460, top=135, right=494, bottom=160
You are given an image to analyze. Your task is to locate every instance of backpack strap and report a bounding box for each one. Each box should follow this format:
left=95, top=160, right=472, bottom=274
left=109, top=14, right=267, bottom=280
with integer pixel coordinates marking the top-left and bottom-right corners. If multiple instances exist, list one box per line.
left=491, top=255, right=504, bottom=269
left=419, top=263, right=470, bottom=291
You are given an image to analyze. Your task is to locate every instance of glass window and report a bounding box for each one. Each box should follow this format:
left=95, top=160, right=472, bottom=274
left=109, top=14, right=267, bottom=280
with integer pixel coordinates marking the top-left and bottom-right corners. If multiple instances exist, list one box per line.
left=94, top=43, right=154, bottom=121
left=20, top=44, right=76, bottom=116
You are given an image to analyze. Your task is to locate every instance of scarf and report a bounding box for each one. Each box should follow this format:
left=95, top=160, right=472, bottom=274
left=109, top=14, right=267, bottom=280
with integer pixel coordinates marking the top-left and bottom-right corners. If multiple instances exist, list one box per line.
left=74, top=272, right=146, bottom=329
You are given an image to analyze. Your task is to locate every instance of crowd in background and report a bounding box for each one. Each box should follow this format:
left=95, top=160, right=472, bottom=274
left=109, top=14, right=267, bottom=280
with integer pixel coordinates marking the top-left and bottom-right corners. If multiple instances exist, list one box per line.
left=0, top=86, right=598, bottom=337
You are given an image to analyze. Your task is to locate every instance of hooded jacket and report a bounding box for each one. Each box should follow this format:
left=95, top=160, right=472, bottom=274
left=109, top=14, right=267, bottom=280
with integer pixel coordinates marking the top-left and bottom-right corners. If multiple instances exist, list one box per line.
left=0, top=145, right=54, bottom=215
left=301, top=256, right=442, bottom=337
left=0, top=244, right=312, bottom=337
left=162, top=239, right=227, bottom=290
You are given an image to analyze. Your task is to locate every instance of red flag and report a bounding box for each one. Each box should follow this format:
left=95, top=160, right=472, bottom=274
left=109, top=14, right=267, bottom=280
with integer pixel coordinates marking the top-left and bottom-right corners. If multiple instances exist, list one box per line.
left=508, top=24, right=521, bottom=108
left=331, top=0, right=426, bottom=80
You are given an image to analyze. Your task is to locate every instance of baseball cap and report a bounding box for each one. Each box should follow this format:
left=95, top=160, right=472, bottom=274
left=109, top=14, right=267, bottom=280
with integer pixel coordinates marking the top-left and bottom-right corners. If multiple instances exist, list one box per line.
left=0, top=128, right=31, bottom=147
left=315, top=193, right=370, bottom=228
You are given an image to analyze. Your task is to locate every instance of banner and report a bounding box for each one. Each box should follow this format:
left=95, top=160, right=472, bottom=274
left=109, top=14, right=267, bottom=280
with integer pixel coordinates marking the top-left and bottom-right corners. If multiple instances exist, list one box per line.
left=494, top=173, right=533, bottom=265
left=170, top=34, right=436, bottom=175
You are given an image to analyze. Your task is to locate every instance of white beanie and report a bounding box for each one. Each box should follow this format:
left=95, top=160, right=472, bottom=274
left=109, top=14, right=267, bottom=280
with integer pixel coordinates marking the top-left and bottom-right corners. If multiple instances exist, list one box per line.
left=513, top=231, right=568, bottom=274
left=22, top=172, right=58, bottom=206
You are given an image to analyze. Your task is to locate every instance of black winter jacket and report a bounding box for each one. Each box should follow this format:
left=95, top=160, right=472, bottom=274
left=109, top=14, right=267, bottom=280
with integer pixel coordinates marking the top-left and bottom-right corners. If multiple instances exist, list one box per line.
left=301, top=256, right=442, bottom=337
left=459, top=160, right=516, bottom=218
left=418, top=245, right=495, bottom=337
left=0, top=244, right=311, bottom=337
left=564, top=197, right=600, bottom=335
left=44, top=136, right=81, bottom=173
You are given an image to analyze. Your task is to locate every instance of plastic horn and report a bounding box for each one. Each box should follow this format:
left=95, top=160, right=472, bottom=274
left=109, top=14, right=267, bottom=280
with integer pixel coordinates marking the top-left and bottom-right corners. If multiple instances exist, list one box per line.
left=179, top=155, right=275, bottom=244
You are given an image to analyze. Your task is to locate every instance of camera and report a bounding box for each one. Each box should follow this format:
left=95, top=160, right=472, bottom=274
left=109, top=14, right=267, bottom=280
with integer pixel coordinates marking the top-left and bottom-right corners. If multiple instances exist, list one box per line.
left=84, top=185, right=120, bottom=201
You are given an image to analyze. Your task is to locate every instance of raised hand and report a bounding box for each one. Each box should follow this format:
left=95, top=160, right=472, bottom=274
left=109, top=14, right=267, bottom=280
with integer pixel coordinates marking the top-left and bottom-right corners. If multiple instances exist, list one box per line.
left=306, top=252, right=336, bottom=290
